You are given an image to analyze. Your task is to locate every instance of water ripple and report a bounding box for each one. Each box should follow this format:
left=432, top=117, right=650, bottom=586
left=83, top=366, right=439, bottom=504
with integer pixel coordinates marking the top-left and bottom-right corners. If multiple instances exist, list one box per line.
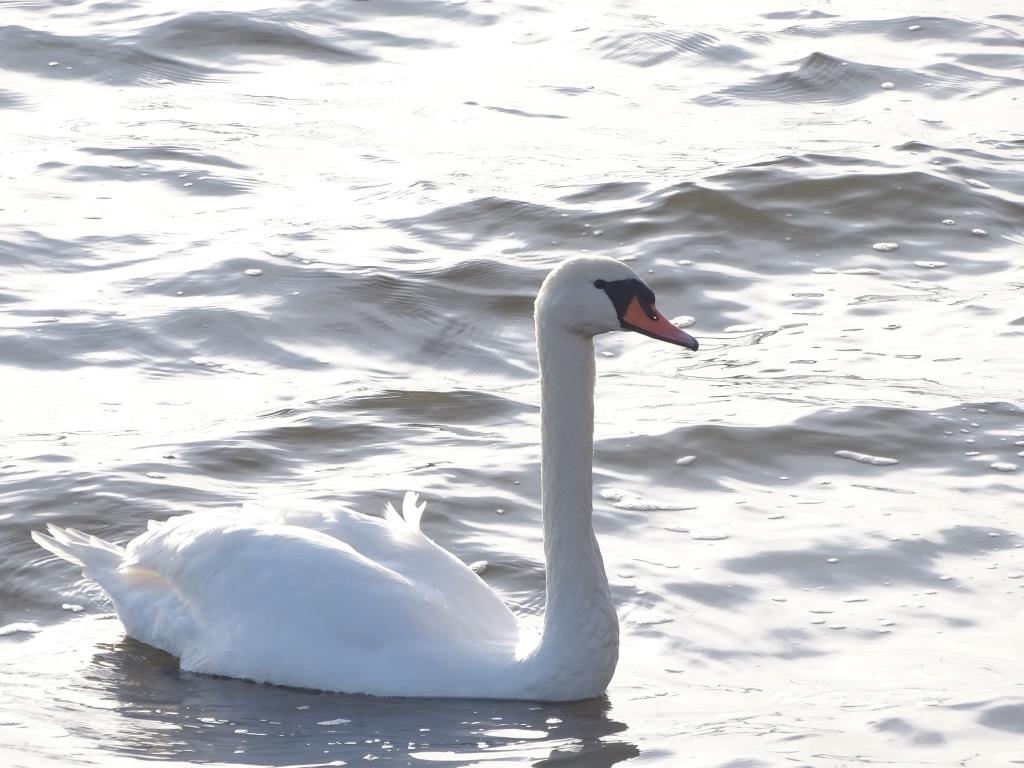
left=133, top=12, right=374, bottom=64
left=596, top=27, right=751, bottom=67
left=0, top=25, right=225, bottom=85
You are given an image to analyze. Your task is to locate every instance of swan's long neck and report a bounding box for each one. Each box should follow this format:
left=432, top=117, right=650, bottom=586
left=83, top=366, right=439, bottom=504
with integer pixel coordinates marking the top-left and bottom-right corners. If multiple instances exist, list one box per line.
left=524, top=317, right=618, bottom=698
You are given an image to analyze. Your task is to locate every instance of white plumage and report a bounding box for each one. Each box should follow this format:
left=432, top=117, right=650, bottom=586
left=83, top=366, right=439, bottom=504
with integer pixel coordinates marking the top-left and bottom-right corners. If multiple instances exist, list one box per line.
left=32, top=255, right=697, bottom=700
left=34, top=493, right=523, bottom=697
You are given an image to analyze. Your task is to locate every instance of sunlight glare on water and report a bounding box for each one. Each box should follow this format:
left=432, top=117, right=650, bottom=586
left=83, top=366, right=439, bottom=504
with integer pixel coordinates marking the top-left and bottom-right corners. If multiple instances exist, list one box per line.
left=1, top=0, right=1023, bottom=766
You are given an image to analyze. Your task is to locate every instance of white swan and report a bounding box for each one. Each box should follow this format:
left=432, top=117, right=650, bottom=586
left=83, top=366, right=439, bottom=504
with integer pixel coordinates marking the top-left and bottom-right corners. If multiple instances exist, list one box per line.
left=32, top=255, right=698, bottom=701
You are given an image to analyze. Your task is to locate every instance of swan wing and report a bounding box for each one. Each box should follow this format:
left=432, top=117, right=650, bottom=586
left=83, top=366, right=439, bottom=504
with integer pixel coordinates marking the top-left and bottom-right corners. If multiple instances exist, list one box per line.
left=241, top=492, right=519, bottom=639
left=119, top=513, right=516, bottom=694
left=33, top=495, right=522, bottom=695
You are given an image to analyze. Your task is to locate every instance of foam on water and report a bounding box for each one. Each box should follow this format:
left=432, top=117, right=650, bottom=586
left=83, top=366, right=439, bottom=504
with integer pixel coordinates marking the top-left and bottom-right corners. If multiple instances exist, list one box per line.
left=834, top=450, right=900, bottom=466
left=0, top=623, right=42, bottom=637
left=990, top=462, right=1018, bottom=472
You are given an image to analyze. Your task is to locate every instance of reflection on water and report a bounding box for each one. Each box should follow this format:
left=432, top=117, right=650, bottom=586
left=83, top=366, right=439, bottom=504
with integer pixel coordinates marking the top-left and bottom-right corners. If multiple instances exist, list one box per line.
left=2, top=0, right=1023, bottom=766
left=2, top=618, right=634, bottom=767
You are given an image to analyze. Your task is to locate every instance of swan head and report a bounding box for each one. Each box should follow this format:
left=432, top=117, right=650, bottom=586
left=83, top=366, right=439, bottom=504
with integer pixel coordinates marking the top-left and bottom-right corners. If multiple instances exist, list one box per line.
left=536, top=256, right=698, bottom=351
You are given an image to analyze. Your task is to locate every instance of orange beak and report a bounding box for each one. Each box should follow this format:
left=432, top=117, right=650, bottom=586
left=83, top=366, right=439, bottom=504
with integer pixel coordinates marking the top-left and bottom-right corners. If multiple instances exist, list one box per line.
left=622, top=297, right=698, bottom=351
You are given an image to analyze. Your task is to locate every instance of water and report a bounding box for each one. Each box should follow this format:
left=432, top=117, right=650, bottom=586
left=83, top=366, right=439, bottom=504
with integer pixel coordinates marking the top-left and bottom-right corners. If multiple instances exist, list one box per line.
left=2, top=0, right=1023, bottom=765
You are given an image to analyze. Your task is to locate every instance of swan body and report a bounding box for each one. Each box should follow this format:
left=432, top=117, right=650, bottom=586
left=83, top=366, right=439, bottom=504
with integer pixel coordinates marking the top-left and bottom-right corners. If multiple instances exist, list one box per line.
left=33, top=256, right=697, bottom=701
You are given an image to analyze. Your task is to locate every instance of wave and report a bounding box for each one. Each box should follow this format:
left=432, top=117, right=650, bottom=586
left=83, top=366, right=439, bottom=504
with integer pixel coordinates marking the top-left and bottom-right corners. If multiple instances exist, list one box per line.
left=0, top=88, right=28, bottom=108
left=132, top=11, right=372, bottom=65
left=0, top=24, right=224, bottom=85
left=596, top=27, right=751, bottom=68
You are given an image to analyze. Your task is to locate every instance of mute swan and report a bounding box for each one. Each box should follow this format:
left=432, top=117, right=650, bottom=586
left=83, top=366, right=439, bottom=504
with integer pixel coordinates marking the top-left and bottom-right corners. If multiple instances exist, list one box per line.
left=33, top=255, right=698, bottom=701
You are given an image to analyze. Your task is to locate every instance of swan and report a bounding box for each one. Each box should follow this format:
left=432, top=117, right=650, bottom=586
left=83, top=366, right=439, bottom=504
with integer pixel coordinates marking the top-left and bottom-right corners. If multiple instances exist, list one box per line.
left=32, top=255, right=698, bottom=701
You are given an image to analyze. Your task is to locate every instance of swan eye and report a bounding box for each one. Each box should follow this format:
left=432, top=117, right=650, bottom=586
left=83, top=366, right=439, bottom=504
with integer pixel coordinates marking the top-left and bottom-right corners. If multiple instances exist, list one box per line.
left=594, top=279, right=607, bottom=289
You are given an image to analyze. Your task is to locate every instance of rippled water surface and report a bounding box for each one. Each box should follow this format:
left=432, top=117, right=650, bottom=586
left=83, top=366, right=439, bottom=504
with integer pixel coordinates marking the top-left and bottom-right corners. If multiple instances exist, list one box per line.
left=2, top=0, right=1023, bottom=765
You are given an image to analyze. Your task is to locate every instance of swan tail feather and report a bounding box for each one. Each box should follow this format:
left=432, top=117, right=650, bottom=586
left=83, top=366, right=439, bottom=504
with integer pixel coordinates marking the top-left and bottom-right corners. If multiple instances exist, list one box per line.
left=34, top=525, right=193, bottom=656
left=32, top=529, right=84, bottom=567
left=32, top=524, right=125, bottom=575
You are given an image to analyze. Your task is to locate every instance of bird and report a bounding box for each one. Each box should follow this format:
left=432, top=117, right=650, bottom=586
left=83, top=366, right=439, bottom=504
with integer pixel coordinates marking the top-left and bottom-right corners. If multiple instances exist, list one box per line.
left=32, top=255, right=698, bottom=701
